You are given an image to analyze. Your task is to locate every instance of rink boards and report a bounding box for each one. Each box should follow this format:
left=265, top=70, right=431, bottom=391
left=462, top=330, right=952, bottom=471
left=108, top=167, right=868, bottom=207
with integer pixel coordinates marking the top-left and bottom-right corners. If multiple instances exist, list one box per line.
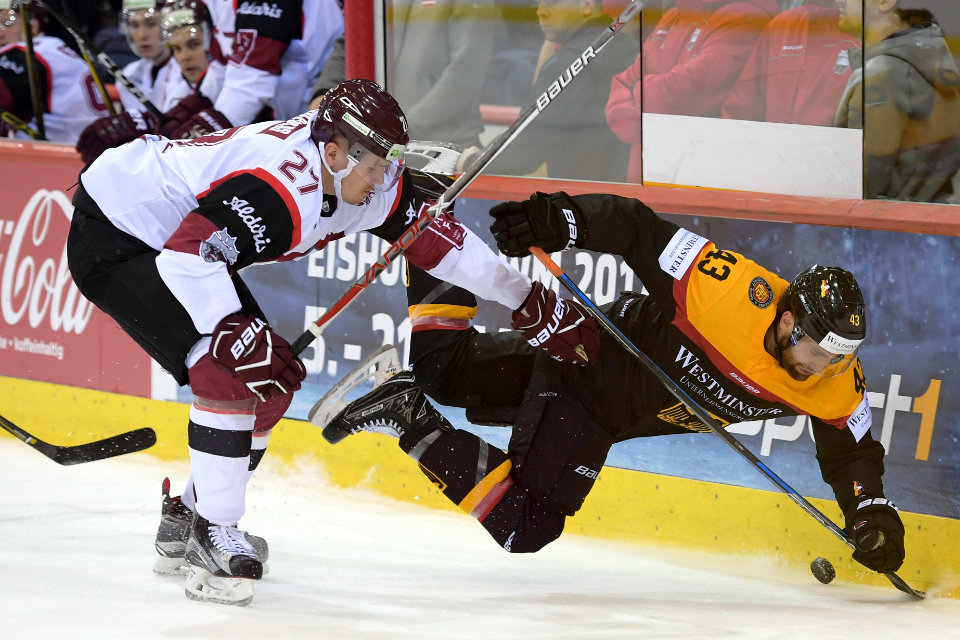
left=1, top=373, right=956, bottom=599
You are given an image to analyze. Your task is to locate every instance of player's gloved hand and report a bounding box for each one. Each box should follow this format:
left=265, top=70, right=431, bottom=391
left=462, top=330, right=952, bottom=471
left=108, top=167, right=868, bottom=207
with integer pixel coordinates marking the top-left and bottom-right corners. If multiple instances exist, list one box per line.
left=76, top=110, right=160, bottom=164
left=844, top=495, right=905, bottom=573
left=512, top=281, right=600, bottom=367
left=210, top=313, right=307, bottom=401
left=160, top=94, right=231, bottom=139
left=489, top=191, right=584, bottom=257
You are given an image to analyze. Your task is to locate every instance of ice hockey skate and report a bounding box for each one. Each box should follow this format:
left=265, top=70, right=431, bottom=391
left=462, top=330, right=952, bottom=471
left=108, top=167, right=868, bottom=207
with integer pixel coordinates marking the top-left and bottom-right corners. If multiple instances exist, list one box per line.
left=153, top=478, right=269, bottom=577
left=312, top=346, right=453, bottom=445
left=183, top=511, right=263, bottom=606
left=308, top=344, right=402, bottom=437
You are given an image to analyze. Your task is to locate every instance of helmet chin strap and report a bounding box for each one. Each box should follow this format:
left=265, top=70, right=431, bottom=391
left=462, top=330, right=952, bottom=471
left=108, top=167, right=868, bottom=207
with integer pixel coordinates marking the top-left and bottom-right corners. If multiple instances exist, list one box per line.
left=320, top=146, right=351, bottom=203
left=770, top=316, right=790, bottom=367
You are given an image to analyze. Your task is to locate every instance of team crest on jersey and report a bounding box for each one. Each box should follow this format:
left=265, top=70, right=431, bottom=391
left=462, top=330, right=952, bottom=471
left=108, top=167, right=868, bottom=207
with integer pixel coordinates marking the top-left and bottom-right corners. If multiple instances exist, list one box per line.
left=748, top=277, right=773, bottom=308
left=200, top=227, right=239, bottom=265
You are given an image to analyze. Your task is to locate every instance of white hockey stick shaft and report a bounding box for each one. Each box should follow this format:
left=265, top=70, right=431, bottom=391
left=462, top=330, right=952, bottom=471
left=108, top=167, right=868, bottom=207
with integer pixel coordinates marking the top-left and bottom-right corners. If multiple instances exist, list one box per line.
left=290, top=0, right=645, bottom=356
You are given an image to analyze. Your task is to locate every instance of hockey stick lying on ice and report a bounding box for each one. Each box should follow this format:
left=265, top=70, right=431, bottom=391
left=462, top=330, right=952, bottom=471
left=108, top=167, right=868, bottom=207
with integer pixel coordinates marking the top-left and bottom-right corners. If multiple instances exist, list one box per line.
left=38, top=0, right=165, bottom=121
left=0, top=413, right=156, bottom=465
left=289, top=0, right=645, bottom=357
left=528, top=247, right=925, bottom=600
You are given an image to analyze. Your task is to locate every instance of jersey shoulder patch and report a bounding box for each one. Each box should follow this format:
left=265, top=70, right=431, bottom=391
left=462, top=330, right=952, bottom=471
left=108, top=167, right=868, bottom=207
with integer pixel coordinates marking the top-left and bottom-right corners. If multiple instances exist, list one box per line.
left=658, top=228, right=708, bottom=280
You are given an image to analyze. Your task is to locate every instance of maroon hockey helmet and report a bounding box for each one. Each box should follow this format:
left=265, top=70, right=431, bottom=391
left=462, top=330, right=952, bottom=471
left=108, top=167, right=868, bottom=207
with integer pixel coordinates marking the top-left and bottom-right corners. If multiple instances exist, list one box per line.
left=311, top=79, right=409, bottom=163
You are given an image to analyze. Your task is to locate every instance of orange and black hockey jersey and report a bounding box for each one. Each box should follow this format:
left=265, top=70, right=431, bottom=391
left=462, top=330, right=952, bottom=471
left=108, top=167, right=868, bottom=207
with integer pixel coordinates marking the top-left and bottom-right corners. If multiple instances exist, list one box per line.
left=560, top=193, right=886, bottom=512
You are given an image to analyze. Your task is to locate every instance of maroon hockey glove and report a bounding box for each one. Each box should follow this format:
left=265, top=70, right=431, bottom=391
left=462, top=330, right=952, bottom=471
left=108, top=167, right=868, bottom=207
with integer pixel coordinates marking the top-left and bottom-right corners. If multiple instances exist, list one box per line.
left=210, top=313, right=307, bottom=401
left=76, top=110, right=160, bottom=164
left=490, top=192, right=584, bottom=258
left=844, top=495, right=905, bottom=573
left=511, top=282, right=600, bottom=367
left=159, top=94, right=231, bottom=139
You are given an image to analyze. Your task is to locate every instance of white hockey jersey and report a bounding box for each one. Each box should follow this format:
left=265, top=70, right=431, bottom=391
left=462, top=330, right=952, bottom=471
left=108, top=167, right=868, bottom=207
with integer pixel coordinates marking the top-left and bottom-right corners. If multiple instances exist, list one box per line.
left=79, top=111, right=530, bottom=336
left=117, top=55, right=188, bottom=113
left=157, top=58, right=226, bottom=106
left=0, top=36, right=111, bottom=143
left=202, top=0, right=343, bottom=124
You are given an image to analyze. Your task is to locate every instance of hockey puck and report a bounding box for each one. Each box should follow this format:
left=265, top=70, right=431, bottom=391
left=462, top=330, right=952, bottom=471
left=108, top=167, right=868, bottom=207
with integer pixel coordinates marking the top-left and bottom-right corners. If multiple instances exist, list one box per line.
left=810, top=557, right=836, bottom=584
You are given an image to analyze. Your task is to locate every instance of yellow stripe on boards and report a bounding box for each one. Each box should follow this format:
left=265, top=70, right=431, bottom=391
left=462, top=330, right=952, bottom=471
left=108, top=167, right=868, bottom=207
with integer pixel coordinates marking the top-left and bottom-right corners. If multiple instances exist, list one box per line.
left=1, top=375, right=955, bottom=598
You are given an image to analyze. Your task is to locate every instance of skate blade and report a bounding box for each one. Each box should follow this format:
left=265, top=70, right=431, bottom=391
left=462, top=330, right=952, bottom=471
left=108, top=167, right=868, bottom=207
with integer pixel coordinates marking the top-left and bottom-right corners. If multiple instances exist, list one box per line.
left=153, top=555, right=189, bottom=577
left=308, top=344, right=401, bottom=430
left=156, top=555, right=270, bottom=577
left=184, top=566, right=255, bottom=606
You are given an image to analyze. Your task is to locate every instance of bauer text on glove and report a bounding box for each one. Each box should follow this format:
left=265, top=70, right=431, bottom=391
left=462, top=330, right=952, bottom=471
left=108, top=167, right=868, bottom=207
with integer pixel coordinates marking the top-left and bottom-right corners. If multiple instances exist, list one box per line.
left=489, top=191, right=584, bottom=257
left=844, top=495, right=905, bottom=573
left=210, top=313, right=306, bottom=401
left=511, top=282, right=600, bottom=366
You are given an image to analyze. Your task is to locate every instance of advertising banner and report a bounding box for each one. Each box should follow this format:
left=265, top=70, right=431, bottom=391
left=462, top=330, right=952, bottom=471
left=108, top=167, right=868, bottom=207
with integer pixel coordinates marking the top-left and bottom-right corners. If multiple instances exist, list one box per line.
left=241, top=198, right=959, bottom=521
left=0, top=147, right=151, bottom=396
left=1, top=144, right=954, bottom=521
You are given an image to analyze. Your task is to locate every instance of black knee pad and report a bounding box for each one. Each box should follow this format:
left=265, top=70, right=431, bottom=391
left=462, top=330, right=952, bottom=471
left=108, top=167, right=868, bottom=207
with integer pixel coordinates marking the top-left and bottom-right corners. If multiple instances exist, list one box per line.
left=509, top=392, right=614, bottom=516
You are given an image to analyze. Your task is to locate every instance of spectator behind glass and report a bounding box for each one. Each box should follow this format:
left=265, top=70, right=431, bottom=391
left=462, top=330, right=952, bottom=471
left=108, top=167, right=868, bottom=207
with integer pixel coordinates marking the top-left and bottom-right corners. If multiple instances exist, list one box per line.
left=722, top=0, right=862, bottom=125
left=387, top=0, right=494, bottom=150
left=459, top=0, right=634, bottom=182
left=606, top=0, right=778, bottom=183
left=834, top=1, right=960, bottom=203
left=0, top=0, right=111, bottom=143
left=116, top=0, right=178, bottom=112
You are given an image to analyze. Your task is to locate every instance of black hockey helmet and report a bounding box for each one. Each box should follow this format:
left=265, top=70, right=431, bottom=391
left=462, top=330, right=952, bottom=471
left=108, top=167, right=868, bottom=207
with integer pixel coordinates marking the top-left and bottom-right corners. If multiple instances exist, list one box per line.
left=784, top=265, right=866, bottom=357
left=311, top=79, right=409, bottom=163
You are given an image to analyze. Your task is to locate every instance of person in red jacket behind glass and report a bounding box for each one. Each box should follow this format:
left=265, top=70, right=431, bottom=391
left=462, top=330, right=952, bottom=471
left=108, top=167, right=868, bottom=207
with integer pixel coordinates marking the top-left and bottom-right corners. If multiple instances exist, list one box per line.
left=605, top=0, right=778, bottom=182
left=722, top=0, right=861, bottom=125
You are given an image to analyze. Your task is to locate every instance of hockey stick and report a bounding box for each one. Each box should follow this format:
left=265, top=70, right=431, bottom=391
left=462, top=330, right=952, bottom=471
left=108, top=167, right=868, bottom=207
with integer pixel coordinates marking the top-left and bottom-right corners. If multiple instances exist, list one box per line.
left=1, top=105, right=43, bottom=139
left=529, top=247, right=925, bottom=600
left=19, top=0, right=45, bottom=139
left=289, top=0, right=645, bottom=356
left=0, top=413, right=156, bottom=465
left=37, top=0, right=166, bottom=122
left=61, top=2, right=117, bottom=114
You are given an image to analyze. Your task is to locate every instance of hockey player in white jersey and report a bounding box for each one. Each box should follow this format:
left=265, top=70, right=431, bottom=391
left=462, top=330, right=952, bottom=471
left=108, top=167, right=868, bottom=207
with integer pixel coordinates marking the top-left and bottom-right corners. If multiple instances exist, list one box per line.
left=76, top=0, right=224, bottom=164
left=66, top=79, right=598, bottom=605
left=0, top=0, right=110, bottom=142
left=116, top=0, right=185, bottom=112
left=159, top=0, right=344, bottom=138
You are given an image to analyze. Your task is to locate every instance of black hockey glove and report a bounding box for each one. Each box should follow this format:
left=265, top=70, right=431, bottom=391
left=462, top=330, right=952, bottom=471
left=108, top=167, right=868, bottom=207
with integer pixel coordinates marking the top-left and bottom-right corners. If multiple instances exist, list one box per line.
left=489, top=192, right=585, bottom=257
left=76, top=110, right=160, bottom=164
left=512, top=281, right=600, bottom=367
left=210, top=313, right=307, bottom=401
left=844, top=495, right=905, bottom=573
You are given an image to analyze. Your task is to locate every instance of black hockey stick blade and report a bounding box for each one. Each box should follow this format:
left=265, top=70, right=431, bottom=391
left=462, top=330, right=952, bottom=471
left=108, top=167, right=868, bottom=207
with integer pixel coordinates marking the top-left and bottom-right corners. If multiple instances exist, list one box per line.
left=0, top=413, right=156, bottom=465
left=884, top=571, right=925, bottom=599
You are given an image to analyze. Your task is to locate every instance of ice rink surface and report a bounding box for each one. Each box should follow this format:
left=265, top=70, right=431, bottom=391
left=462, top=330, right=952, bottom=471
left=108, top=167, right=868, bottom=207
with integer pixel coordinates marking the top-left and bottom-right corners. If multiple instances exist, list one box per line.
left=1, top=438, right=957, bottom=640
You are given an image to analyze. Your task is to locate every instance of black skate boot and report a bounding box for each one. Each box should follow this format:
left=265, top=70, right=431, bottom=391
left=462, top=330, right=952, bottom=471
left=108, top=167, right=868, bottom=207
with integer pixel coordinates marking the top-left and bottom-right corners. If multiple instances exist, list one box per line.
left=153, top=478, right=269, bottom=576
left=183, top=513, right=262, bottom=606
left=320, top=370, right=454, bottom=449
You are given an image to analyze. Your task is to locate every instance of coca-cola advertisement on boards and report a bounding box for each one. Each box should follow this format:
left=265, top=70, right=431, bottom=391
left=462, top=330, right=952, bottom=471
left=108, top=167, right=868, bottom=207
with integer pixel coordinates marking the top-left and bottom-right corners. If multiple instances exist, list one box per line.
left=0, top=147, right=151, bottom=396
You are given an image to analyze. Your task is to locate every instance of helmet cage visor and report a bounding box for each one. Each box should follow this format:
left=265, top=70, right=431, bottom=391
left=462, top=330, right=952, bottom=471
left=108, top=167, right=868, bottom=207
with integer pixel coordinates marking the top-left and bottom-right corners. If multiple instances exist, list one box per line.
left=344, top=141, right=405, bottom=191
left=789, top=324, right=861, bottom=378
